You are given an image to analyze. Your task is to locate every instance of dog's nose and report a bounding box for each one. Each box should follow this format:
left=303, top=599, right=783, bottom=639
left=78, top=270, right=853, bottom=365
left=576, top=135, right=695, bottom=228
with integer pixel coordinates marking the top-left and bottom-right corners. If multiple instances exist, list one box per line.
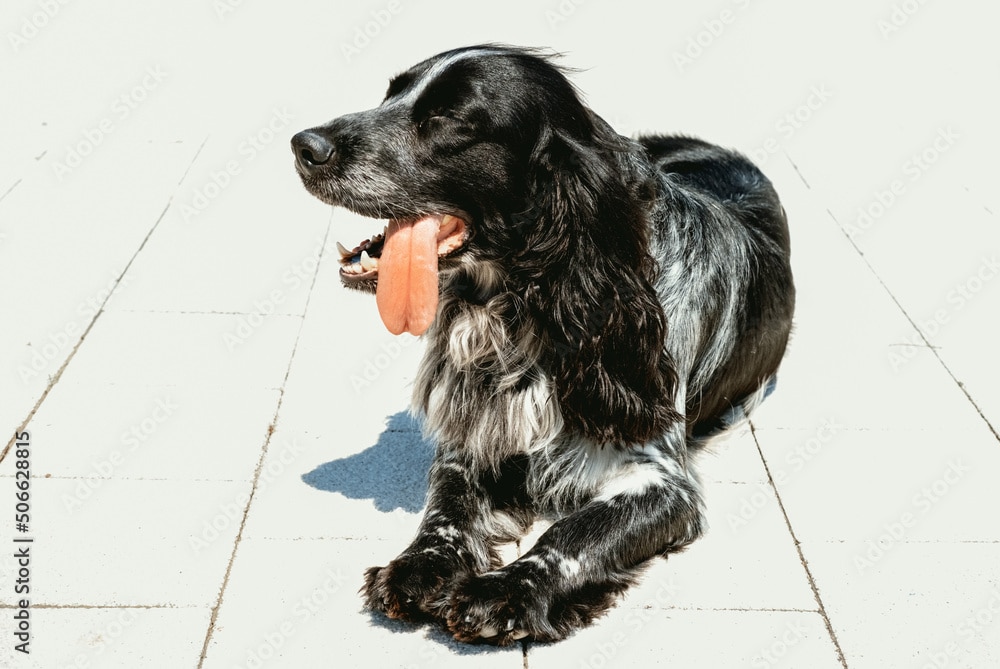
left=291, top=130, right=335, bottom=171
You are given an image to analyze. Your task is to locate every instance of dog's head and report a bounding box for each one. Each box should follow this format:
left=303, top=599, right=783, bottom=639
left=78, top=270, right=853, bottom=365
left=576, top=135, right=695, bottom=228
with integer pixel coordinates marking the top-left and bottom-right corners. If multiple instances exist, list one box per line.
left=292, top=45, right=679, bottom=443
left=292, top=45, right=627, bottom=331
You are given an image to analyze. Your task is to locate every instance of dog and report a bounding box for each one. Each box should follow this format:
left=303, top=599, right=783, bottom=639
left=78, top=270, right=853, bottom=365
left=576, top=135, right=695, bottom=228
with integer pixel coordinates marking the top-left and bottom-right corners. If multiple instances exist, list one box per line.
left=291, top=44, right=794, bottom=645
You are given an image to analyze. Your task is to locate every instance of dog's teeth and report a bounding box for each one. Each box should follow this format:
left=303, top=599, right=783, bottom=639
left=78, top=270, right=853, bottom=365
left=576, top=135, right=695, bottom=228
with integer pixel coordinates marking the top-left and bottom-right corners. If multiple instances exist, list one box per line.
left=504, top=618, right=515, bottom=631
left=360, top=250, right=377, bottom=271
left=336, top=241, right=351, bottom=258
left=511, top=630, right=529, bottom=640
left=480, top=624, right=499, bottom=637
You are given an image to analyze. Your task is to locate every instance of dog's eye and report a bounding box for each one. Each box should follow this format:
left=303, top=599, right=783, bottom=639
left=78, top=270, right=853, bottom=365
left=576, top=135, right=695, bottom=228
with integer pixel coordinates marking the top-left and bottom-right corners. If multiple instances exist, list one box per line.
left=418, top=110, right=461, bottom=131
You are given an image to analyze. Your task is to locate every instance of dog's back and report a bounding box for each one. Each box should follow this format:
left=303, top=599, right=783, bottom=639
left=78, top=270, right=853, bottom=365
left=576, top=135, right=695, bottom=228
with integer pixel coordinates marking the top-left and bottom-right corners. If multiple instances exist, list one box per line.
left=640, top=135, right=794, bottom=437
left=642, top=135, right=788, bottom=244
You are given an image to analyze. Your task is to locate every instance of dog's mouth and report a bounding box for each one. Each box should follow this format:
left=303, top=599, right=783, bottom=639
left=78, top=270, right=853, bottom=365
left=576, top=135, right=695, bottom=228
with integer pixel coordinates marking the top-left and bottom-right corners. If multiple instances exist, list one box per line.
left=336, top=214, right=467, bottom=336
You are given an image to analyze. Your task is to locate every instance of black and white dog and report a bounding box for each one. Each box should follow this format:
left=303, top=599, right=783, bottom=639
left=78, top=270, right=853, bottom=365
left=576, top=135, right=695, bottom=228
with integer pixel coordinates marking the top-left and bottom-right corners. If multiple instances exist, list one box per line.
left=291, top=45, right=794, bottom=645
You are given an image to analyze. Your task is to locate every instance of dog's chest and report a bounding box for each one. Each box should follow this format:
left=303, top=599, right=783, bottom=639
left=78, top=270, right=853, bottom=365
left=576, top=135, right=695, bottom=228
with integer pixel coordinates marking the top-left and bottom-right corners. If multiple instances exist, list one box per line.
left=413, top=306, right=563, bottom=466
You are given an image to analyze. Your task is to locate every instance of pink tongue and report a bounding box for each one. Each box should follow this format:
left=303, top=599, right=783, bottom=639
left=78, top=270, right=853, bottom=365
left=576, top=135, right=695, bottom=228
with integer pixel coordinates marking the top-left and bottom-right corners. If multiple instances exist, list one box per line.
left=376, top=215, right=441, bottom=335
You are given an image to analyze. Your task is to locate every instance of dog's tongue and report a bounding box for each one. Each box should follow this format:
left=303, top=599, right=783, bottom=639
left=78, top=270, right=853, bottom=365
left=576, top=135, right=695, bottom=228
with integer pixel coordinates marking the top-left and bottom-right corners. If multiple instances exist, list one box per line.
left=376, top=215, right=441, bottom=335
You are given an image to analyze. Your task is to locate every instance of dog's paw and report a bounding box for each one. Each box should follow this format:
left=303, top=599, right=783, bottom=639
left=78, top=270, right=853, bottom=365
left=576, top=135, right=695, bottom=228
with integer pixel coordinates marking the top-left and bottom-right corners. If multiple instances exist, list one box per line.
left=445, top=571, right=553, bottom=645
left=362, top=552, right=462, bottom=622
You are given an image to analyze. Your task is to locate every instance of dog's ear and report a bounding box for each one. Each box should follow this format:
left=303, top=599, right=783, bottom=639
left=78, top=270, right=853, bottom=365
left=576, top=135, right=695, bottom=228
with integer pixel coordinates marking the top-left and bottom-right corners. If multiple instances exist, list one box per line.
left=514, top=122, right=682, bottom=445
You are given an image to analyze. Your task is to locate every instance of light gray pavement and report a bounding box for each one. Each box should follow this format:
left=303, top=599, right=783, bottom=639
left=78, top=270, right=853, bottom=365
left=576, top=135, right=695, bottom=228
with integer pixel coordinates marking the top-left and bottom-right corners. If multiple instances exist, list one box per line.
left=2, top=1, right=998, bottom=667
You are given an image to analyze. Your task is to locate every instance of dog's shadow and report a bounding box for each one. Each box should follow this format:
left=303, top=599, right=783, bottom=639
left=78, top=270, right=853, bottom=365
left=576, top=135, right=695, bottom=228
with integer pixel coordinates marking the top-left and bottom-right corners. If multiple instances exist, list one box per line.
left=302, top=411, right=543, bottom=653
left=301, top=411, right=432, bottom=513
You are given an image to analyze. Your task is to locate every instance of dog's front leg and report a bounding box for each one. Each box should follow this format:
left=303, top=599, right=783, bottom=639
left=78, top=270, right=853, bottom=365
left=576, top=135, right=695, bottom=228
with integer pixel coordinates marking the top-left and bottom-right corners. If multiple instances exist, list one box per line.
left=445, top=442, right=704, bottom=645
left=363, top=449, right=532, bottom=623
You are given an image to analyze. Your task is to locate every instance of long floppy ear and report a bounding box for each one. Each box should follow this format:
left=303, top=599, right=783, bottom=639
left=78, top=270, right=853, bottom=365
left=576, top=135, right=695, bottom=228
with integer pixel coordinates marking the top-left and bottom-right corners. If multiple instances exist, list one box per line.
left=514, top=122, right=682, bottom=445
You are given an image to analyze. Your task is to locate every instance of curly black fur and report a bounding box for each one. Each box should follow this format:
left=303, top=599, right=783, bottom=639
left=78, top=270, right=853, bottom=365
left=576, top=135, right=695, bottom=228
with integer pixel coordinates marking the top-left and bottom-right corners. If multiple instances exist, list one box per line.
left=292, top=44, right=794, bottom=645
